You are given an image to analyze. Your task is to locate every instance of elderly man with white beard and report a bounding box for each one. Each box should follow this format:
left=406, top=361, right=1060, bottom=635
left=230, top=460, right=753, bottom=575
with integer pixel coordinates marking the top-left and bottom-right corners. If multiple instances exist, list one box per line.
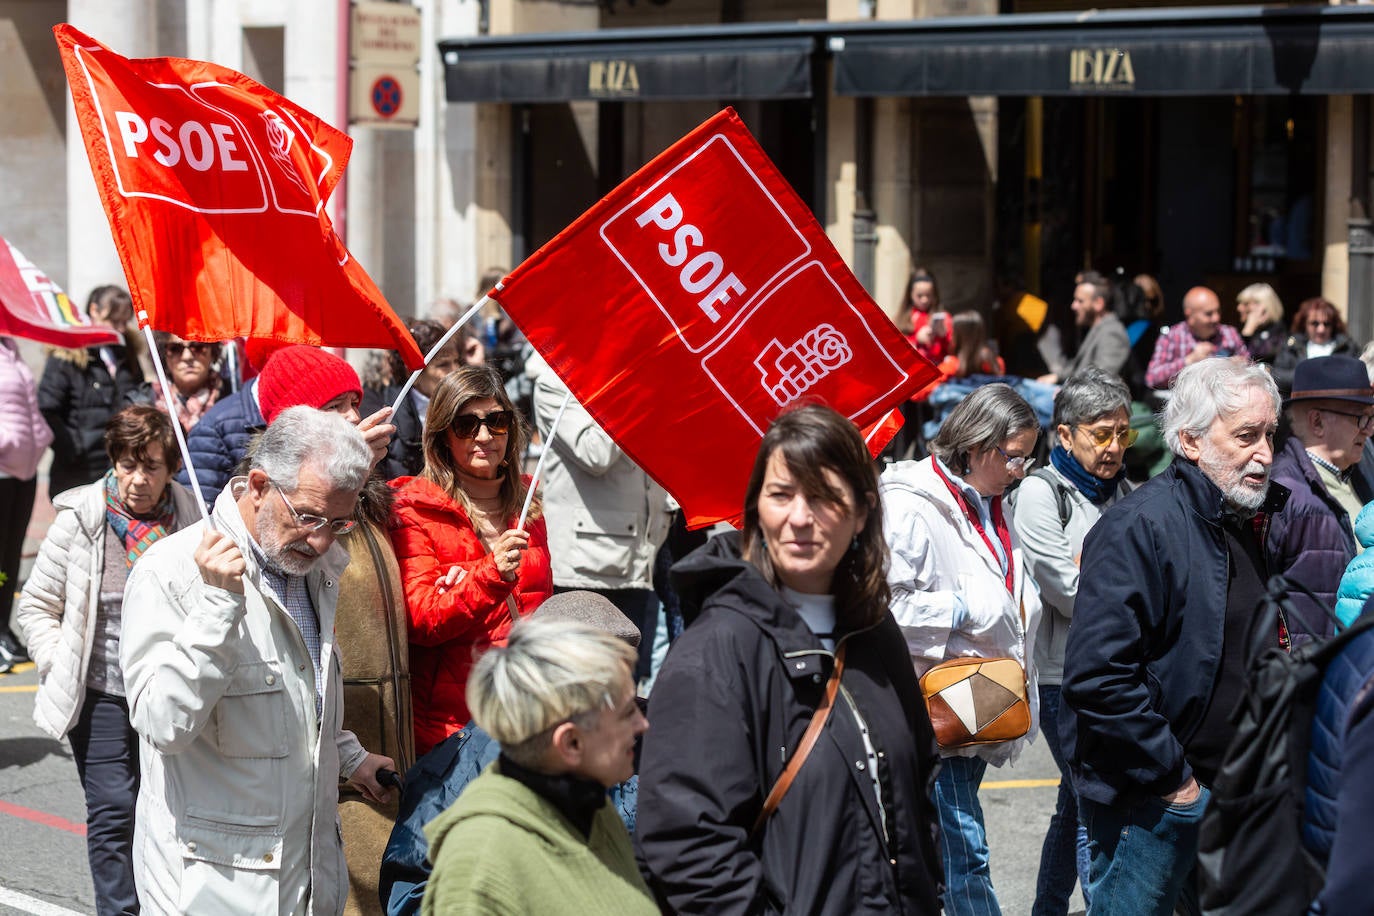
left=120, top=407, right=396, bottom=915
left=1058, top=359, right=1288, bottom=916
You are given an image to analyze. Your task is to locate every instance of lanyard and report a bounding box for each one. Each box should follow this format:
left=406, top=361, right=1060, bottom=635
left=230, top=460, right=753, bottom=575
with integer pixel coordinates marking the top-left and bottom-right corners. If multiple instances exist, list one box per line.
left=932, top=460, right=1015, bottom=594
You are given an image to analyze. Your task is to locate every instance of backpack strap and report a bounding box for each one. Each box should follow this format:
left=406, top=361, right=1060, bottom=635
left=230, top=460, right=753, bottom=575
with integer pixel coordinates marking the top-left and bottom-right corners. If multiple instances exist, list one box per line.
left=1028, top=467, right=1074, bottom=529
left=752, top=643, right=846, bottom=836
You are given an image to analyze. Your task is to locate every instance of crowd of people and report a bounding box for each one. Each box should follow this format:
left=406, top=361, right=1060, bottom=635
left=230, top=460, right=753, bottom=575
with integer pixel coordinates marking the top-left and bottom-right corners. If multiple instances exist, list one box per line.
left=1, top=269, right=1373, bottom=916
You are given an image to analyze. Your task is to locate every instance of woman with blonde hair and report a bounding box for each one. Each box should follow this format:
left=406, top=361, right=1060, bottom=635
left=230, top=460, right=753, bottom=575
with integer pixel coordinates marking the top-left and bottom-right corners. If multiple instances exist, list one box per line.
left=1235, top=282, right=1286, bottom=364
left=422, top=615, right=654, bottom=915
left=389, top=366, right=553, bottom=756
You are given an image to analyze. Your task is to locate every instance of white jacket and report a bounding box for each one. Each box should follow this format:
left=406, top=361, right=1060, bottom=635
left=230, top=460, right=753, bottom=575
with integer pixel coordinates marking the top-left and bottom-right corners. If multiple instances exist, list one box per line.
left=16, top=478, right=198, bottom=739
left=532, top=362, right=671, bottom=591
left=880, top=457, right=1043, bottom=765
left=121, top=485, right=366, bottom=916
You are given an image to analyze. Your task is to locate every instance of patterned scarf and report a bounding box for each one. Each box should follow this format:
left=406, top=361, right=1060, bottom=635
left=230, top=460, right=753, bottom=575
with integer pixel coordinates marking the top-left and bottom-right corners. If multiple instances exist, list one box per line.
left=104, top=469, right=176, bottom=567
left=152, top=380, right=219, bottom=432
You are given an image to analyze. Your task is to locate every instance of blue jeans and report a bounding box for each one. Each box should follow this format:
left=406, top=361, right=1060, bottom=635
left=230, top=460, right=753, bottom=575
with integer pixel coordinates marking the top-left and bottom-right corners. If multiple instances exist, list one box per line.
left=68, top=689, right=140, bottom=916
left=1081, top=785, right=1211, bottom=916
left=935, top=754, right=1002, bottom=916
left=1032, top=685, right=1091, bottom=916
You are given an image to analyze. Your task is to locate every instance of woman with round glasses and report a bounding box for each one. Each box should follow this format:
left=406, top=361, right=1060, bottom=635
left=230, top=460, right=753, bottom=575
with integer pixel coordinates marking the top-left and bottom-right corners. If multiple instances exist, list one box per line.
left=1008, top=367, right=1135, bottom=916
left=389, top=366, right=552, bottom=755
left=125, top=331, right=227, bottom=433
left=881, top=382, right=1044, bottom=916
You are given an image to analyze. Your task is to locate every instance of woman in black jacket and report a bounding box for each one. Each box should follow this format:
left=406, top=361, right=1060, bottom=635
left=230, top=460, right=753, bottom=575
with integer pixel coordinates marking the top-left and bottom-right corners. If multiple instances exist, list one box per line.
left=636, top=405, right=943, bottom=915
left=1272, top=297, right=1362, bottom=396
left=37, top=285, right=143, bottom=498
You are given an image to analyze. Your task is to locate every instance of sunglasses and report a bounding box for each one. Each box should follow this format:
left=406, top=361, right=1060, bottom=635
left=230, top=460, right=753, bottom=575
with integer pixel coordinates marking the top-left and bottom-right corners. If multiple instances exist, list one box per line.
left=272, top=483, right=357, bottom=535
left=1076, top=425, right=1140, bottom=448
left=165, top=342, right=213, bottom=358
left=450, top=410, right=513, bottom=439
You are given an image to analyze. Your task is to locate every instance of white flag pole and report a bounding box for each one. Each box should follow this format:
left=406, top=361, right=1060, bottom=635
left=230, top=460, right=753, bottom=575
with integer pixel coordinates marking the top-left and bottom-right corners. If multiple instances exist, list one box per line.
left=138, top=318, right=214, bottom=527
left=518, top=389, right=571, bottom=532
left=389, top=295, right=490, bottom=416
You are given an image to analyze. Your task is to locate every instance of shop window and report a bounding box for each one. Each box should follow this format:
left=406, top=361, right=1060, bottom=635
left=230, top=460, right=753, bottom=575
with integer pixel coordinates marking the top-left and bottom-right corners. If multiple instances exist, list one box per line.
left=1235, top=96, right=1320, bottom=270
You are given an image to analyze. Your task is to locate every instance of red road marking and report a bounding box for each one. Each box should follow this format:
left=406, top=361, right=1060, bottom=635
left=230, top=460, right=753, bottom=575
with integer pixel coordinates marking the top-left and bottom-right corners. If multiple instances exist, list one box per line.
left=0, top=799, right=86, bottom=836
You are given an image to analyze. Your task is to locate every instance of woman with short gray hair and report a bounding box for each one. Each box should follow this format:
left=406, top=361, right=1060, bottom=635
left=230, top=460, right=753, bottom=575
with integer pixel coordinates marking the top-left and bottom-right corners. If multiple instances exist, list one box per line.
left=882, top=383, right=1044, bottom=915
left=421, top=616, right=655, bottom=915
left=1010, top=367, right=1135, bottom=915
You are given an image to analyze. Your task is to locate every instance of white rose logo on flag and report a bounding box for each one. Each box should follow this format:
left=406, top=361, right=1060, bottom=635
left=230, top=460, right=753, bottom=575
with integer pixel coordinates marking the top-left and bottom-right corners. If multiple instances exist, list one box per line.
left=261, top=110, right=309, bottom=197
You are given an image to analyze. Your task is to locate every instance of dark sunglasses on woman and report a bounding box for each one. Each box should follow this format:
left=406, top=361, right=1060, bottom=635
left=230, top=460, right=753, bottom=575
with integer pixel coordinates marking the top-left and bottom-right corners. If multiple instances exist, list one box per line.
left=451, top=410, right=513, bottom=438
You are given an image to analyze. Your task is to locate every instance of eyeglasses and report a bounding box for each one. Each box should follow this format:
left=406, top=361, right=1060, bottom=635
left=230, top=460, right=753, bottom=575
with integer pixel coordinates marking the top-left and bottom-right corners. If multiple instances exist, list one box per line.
left=1319, top=408, right=1374, bottom=434
left=450, top=410, right=513, bottom=439
left=271, top=482, right=357, bottom=535
left=1307, top=319, right=1333, bottom=328
left=1075, top=425, right=1140, bottom=449
left=165, top=342, right=213, bottom=358
left=994, top=444, right=1037, bottom=473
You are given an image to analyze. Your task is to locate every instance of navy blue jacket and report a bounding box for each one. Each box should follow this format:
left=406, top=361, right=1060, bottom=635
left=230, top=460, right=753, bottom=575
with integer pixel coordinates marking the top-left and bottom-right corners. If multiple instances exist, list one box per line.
left=1267, top=436, right=1369, bottom=640
left=1303, top=604, right=1374, bottom=914
left=174, top=379, right=263, bottom=504
left=379, top=724, right=638, bottom=916
left=1061, top=459, right=1289, bottom=805
left=378, top=387, right=424, bottom=482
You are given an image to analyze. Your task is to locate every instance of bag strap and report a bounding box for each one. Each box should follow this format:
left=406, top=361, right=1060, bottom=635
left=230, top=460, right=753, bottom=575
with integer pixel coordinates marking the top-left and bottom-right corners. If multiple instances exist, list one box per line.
left=752, top=643, right=847, bottom=837
left=1028, top=467, right=1073, bottom=529
left=477, top=537, right=522, bottom=626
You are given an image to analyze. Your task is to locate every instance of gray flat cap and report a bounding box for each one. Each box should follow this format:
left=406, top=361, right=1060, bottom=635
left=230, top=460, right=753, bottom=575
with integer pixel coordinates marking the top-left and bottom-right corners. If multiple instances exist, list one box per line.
left=531, top=590, right=641, bottom=648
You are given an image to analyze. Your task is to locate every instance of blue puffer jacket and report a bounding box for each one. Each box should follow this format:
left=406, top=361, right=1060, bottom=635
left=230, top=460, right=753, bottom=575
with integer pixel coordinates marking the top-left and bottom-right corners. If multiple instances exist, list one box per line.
left=1266, top=436, right=1365, bottom=640
left=1335, top=504, right=1374, bottom=628
left=1302, top=607, right=1374, bottom=914
left=173, top=379, right=263, bottom=504
left=378, top=723, right=638, bottom=916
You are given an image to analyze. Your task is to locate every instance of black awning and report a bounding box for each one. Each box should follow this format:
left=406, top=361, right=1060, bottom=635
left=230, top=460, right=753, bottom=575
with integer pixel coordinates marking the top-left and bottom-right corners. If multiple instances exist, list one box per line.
left=831, top=5, right=1374, bottom=97
left=439, top=26, right=818, bottom=103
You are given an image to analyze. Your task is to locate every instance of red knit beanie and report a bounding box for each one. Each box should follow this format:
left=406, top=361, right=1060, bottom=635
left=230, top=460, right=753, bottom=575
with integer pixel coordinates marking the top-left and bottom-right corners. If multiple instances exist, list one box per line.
left=257, top=345, right=363, bottom=424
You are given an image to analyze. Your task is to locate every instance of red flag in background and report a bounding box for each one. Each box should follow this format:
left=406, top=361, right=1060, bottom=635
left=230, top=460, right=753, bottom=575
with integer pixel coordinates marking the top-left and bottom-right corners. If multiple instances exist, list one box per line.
left=0, top=235, right=121, bottom=348
left=54, top=25, right=423, bottom=369
left=495, top=109, right=937, bottom=528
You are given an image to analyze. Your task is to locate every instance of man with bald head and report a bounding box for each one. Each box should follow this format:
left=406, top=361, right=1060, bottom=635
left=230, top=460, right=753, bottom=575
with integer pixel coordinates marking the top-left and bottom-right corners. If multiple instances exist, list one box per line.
left=1145, top=286, right=1250, bottom=389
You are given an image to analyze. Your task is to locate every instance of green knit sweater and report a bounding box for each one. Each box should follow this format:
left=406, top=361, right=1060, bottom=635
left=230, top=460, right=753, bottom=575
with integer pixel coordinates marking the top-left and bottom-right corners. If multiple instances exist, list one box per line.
left=421, top=762, right=657, bottom=916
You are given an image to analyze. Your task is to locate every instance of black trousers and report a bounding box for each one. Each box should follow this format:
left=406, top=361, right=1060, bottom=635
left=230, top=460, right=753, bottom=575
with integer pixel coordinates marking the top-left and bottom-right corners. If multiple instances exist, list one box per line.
left=69, top=689, right=141, bottom=916
left=0, top=475, right=36, bottom=631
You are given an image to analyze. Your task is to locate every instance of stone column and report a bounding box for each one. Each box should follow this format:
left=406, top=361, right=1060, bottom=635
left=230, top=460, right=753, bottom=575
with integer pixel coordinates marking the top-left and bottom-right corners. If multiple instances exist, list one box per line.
left=66, top=0, right=157, bottom=304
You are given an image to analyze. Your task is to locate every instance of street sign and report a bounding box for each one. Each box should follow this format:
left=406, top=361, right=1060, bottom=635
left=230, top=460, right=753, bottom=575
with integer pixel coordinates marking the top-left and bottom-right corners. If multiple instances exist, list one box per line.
left=350, top=2, right=420, bottom=128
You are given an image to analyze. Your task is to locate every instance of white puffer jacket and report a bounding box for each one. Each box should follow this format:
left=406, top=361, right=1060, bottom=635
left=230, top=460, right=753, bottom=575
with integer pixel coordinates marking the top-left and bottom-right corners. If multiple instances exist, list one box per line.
left=121, top=484, right=365, bottom=916
left=880, top=457, right=1043, bottom=766
left=17, top=478, right=199, bottom=739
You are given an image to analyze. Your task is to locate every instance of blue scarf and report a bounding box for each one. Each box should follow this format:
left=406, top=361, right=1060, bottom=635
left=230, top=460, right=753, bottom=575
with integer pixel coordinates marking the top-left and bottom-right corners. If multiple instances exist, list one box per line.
left=1049, top=445, right=1124, bottom=506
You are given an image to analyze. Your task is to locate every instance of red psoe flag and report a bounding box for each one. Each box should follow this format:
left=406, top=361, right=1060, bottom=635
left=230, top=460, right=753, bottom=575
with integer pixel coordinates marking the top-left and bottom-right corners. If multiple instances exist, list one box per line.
left=494, top=109, right=938, bottom=528
left=54, top=24, right=423, bottom=369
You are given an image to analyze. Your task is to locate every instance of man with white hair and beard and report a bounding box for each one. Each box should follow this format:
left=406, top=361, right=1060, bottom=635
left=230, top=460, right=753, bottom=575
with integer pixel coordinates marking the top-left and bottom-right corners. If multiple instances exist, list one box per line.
left=1059, top=359, right=1288, bottom=916
left=120, top=407, right=396, bottom=915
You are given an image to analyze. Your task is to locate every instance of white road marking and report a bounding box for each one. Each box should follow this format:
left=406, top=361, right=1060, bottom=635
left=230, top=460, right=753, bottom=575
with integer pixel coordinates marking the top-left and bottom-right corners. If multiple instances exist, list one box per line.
left=0, top=887, right=87, bottom=916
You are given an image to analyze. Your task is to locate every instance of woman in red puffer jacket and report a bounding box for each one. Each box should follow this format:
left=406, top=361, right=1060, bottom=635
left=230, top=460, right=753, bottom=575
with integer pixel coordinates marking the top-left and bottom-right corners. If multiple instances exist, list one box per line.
left=389, top=366, right=552, bottom=755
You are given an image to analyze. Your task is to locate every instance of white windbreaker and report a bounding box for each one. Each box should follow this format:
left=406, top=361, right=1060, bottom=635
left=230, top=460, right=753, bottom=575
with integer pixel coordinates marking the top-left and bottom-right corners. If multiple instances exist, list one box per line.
left=121, top=485, right=367, bottom=916
left=880, top=456, right=1043, bottom=766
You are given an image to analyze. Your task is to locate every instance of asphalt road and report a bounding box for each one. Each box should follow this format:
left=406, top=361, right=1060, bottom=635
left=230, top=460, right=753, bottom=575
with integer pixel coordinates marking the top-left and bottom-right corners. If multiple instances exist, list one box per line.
left=0, top=645, right=1081, bottom=916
